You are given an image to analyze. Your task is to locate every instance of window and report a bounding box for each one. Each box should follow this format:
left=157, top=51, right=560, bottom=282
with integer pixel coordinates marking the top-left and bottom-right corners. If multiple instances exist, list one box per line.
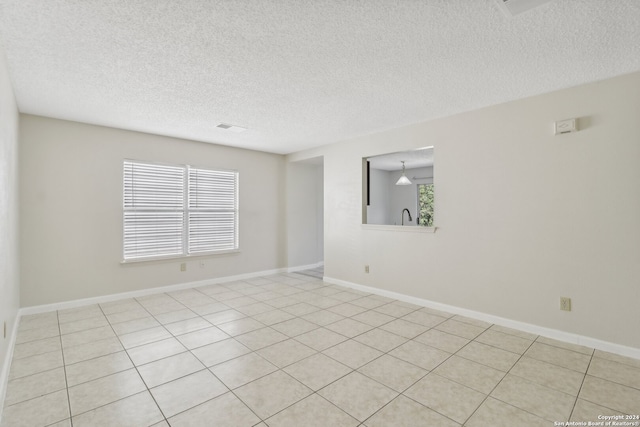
left=418, top=183, right=434, bottom=227
left=123, top=160, right=238, bottom=261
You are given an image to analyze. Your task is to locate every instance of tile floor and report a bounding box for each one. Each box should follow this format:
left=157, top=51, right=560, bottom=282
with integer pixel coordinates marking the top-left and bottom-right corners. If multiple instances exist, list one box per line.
left=2, top=272, right=639, bottom=427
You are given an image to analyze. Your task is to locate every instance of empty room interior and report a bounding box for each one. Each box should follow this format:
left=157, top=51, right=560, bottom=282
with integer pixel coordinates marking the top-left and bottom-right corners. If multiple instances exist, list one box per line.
left=1, top=1, right=639, bottom=426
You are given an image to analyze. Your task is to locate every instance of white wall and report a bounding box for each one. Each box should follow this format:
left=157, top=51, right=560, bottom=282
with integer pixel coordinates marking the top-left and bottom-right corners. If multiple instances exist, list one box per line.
left=286, top=159, right=324, bottom=267
left=0, top=40, right=20, bottom=416
left=290, top=72, right=640, bottom=350
left=19, top=115, right=287, bottom=306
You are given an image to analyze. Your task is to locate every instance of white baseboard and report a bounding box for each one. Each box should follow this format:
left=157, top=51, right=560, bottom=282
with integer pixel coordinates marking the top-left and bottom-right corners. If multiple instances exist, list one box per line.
left=287, top=261, right=324, bottom=273
left=0, top=312, right=20, bottom=424
left=19, top=267, right=288, bottom=316
left=323, top=276, right=640, bottom=361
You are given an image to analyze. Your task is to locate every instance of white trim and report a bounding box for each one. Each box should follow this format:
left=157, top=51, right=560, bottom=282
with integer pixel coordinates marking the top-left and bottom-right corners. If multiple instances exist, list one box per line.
left=0, top=312, right=20, bottom=424
left=19, top=268, right=287, bottom=316
left=323, top=276, right=640, bottom=360
left=362, top=224, right=437, bottom=233
left=287, top=261, right=324, bottom=273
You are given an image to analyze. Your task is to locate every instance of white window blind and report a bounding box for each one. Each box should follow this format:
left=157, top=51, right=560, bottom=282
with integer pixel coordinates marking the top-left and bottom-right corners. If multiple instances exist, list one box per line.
left=188, top=168, right=239, bottom=253
left=123, top=160, right=239, bottom=261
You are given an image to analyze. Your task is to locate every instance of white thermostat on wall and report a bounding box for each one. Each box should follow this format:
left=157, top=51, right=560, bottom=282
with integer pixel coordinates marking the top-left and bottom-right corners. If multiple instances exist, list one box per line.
left=554, top=118, right=577, bottom=135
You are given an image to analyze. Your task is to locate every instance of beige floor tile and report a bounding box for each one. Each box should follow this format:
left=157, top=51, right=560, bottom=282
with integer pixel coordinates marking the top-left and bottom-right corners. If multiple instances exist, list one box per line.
left=138, top=351, right=205, bottom=388
left=489, top=324, right=538, bottom=340
left=15, top=325, right=60, bottom=344
left=5, top=367, right=67, bottom=406
left=119, top=326, right=172, bottom=349
left=0, top=389, right=69, bottom=427
left=8, top=349, right=63, bottom=380
left=588, top=356, right=640, bottom=390
left=351, top=310, right=395, bottom=327
left=72, top=391, right=164, bottom=427
left=358, top=354, right=427, bottom=392
left=465, top=397, right=546, bottom=427
left=510, top=356, right=585, bottom=395
left=536, top=336, right=594, bottom=356
left=364, top=395, right=459, bottom=427
left=327, top=303, right=369, bottom=317
left=216, top=317, right=265, bottom=336
left=284, top=353, right=352, bottom=391
left=474, top=329, right=533, bottom=354
left=282, top=302, right=321, bottom=316
left=593, top=350, right=640, bottom=369
left=203, top=309, right=246, bottom=325
left=266, top=394, right=359, bottom=427
left=126, top=337, right=186, bottom=366
left=59, top=316, right=109, bottom=335
left=401, top=310, right=447, bottom=328
left=105, top=308, right=150, bottom=325
left=295, top=327, right=348, bottom=351
left=257, top=339, right=316, bottom=368
left=163, top=317, right=211, bottom=336
left=434, top=355, right=505, bottom=394
left=210, top=352, right=278, bottom=389
left=389, top=340, right=450, bottom=371
left=175, top=326, right=230, bottom=349
left=404, top=373, right=485, bottom=424
left=491, top=374, right=575, bottom=422
left=456, top=341, right=519, bottom=372
left=435, top=319, right=486, bottom=340
left=46, top=418, right=72, bottom=427
left=236, top=302, right=275, bottom=316
left=325, top=318, right=373, bottom=338
left=58, top=306, right=103, bottom=324
left=451, top=315, right=492, bottom=329
left=150, top=370, right=228, bottom=417
left=234, top=327, right=289, bottom=350
left=414, top=329, right=469, bottom=353
left=18, top=312, right=58, bottom=332
left=65, top=351, right=133, bottom=387
left=579, top=375, right=640, bottom=415
left=146, top=301, right=187, bottom=316
left=68, top=368, right=146, bottom=415
left=190, top=302, right=232, bottom=316
left=349, top=296, right=387, bottom=310
left=307, top=296, right=342, bottom=309
left=271, top=318, right=318, bottom=337
left=222, top=296, right=259, bottom=309
left=191, top=338, right=251, bottom=367
left=373, top=303, right=415, bottom=318
left=331, top=291, right=364, bottom=303
left=12, top=336, right=61, bottom=360
left=323, top=340, right=383, bottom=369
left=214, top=291, right=246, bottom=301
left=111, top=316, right=160, bottom=336
left=353, top=328, right=407, bottom=352
left=168, top=392, right=260, bottom=427
left=251, top=308, right=296, bottom=325
left=318, top=371, right=397, bottom=422
left=525, top=342, right=591, bottom=373
left=63, top=337, right=124, bottom=365
left=61, top=325, right=115, bottom=348
left=416, top=306, right=454, bottom=319
left=235, top=370, right=312, bottom=419
left=264, top=296, right=300, bottom=308
left=571, top=398, right=621, bottom=422
left=99, top=299, right=141, bottom=315
left=379, top=319, right=428, bottom=339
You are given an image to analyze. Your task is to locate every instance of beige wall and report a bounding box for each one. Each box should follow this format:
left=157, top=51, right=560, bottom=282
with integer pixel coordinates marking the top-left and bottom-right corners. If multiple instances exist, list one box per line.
left=20, top=115, right=287, bottom=306
left=0, top=41, right=20, bottom=405
left=290, top=72, right=640, bottom=349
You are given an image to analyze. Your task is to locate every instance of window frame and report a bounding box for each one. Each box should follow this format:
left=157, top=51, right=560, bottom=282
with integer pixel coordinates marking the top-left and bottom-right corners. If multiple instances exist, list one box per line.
left=122, top=159, right=240, bottom=262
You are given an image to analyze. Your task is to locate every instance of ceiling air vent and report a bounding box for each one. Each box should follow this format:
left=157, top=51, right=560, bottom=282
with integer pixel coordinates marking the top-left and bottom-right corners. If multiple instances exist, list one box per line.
left=496, top=0, right=552, bottom=17
left=215, top=123, right=247, bottom=133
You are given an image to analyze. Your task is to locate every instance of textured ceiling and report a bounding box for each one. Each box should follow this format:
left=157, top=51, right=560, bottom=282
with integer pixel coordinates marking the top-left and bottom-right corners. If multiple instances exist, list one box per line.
left=0, top=1, right=639, bottom=154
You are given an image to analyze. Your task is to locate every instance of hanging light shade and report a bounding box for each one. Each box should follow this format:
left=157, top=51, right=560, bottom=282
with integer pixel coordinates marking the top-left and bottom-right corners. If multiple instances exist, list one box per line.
left=396, top=161, right=412, bottom=185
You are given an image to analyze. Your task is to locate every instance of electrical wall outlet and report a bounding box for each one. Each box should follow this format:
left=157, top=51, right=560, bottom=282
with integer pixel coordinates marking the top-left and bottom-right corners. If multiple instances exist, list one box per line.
left=180, top=262, right=186, bottom=272
left=560, top=297, right=572, bottom=311
left=364, top=265, right=369, bottom=273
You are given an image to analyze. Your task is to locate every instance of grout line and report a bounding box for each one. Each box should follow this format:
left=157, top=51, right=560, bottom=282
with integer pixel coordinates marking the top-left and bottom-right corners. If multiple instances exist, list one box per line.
left=56, top=310, right=74, bottom=426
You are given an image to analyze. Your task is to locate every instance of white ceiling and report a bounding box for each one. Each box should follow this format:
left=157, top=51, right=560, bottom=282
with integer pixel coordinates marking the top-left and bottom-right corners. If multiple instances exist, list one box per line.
left=368, top=147, right=434, bottom=171
left=0, top=1, right=638, bottom=155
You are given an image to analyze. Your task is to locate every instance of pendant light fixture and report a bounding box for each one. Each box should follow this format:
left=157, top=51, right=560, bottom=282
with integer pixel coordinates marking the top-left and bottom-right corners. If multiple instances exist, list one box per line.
left=396, top=161, right=412, bottom=185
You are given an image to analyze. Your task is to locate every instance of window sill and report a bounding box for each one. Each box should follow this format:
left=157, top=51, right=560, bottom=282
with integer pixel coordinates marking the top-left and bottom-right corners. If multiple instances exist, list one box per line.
left=361, top=224, right=437, bottom=233
left=121, top=249, right=241, bottom=264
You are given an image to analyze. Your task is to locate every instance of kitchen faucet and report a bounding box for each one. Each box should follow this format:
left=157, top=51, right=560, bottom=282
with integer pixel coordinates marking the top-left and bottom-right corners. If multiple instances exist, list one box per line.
left=401, top=208, right=412, bottom=225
